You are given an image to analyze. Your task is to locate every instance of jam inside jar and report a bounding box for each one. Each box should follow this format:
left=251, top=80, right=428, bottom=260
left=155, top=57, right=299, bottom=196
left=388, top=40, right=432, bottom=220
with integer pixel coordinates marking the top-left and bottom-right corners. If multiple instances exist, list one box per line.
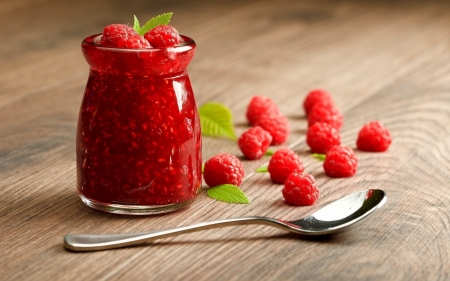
left=76, top=34, right=202, bottom=215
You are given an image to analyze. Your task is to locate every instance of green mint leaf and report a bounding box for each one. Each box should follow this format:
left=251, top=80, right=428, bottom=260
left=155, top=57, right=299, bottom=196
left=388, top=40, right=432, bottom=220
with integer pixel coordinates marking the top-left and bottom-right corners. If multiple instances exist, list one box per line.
left=138, top=12, right=173, bottom=36
left=255, top=166, right=268, bottom=173
left=133, top=15, right=141, bottom=33
left=199, top=102, right=237, bottom=140
left=207, top=184, right=249, bottom=204
left=311, top=153, right=326, bottom=161
left=265, top=149, right=275, bottom=156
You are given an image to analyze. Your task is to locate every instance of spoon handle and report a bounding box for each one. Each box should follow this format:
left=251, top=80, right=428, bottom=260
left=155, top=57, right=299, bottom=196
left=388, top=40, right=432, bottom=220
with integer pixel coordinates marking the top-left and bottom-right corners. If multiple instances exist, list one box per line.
left=64, top=216, right=285, bottom=252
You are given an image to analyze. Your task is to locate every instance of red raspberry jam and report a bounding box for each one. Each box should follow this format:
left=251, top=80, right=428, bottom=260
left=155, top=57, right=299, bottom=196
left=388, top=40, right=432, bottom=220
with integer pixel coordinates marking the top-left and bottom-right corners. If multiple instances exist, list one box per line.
left=76, top=34, right=201, bottom=214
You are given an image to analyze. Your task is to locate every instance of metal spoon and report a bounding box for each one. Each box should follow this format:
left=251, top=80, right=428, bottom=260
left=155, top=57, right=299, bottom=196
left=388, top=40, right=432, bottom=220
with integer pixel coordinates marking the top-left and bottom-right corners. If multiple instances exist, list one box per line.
left=64, top=189, right=386, bottom=252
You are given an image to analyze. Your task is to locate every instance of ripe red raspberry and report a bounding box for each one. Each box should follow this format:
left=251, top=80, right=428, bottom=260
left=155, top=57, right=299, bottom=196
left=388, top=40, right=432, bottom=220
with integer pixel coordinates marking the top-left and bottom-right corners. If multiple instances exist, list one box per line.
left=303, top=89, right=333, bottom=116
left=144, top=25, right=180, bottom=48
left=323, top=146, right=358, bottom=177
left=254, top=113, right=290, bottom=145
left=268, top=148, right=304, bottom=183
left=100, top=24, right=150, bottom=49
left=203, top=153, right=245, bottom=187
left=238, top=126, right=272, bottom=160
left=282, top=172, right=319, bottom=206
left=306, top=122, right=341, bottom=154
left=357, top=121, right=392, bottom=152
left=246, top=96, right=279, bottom=125
left=308, top=102, right=343, bottom=130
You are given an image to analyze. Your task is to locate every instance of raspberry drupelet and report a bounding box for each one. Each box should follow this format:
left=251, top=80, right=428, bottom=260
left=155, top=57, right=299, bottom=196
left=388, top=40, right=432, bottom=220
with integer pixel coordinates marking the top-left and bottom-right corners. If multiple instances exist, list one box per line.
left=303, top=89, right=334, bottom=116
left=100, top=24, right=150, bottom=49
left=254, top=113, right=290, bottom=145
left=238, top=126, right=273, bottom=160
left=268, top=148, right=304, bottom=184
left=306, top=122, right=341, bottom=154
left=246, top=96, right=279, bottom=125
left=144, top=25, right=180, bottom=48
left=357, top=121, right=392, bottom=152
left=282, top=172, right=319, bottom=206
left=323, top=146, right=358, bottom=177
left=120, top=35, right=151, bottom=49
left=308, top=101, right=344, bottom=130
left=203, top=153, right=245, bottom=187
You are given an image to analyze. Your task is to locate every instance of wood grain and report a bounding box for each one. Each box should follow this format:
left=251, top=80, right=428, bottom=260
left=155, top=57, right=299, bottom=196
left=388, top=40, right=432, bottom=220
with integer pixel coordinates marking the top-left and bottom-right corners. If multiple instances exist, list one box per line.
left=1, top=0, right=450, bottom=280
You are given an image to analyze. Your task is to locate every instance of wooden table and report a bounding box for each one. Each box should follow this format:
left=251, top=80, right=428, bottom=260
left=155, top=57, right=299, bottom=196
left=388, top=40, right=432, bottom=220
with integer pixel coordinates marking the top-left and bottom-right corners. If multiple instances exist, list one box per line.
left=2, top=0, right=450, bottom=279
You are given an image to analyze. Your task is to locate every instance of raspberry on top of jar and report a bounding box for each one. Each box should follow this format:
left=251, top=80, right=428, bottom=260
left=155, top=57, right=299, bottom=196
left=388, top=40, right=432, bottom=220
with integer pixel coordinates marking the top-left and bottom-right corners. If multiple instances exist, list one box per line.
left=99, top=13, right=183, bottom=49
left=83, top=14, right=195, bottom=77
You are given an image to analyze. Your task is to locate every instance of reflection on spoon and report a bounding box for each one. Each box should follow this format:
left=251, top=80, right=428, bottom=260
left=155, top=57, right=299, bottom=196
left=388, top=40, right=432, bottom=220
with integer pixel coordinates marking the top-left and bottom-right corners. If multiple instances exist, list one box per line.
left=64, top=189, right=386, bottom=252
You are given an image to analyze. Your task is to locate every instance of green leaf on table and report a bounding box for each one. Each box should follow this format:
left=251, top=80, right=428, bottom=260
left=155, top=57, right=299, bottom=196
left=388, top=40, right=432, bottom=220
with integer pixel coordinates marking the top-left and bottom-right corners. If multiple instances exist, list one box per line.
left=133, top=15, right=141, bottom=33
left=255, top=166, right=268, bottom=173
left=311, top=153, right=326, bottom=161
left=207, top=184, right=249, bottom=204
left=265, top=149, right=275, bottom=156
left=137, top=12, right=173, bottom=36
left=199, top=102, right=237, bottom=140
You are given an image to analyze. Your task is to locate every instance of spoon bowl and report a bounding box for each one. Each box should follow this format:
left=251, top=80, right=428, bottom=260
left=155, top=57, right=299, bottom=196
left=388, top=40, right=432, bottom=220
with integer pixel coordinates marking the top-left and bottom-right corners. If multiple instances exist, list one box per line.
left=64, top=189, right=386, bottom=251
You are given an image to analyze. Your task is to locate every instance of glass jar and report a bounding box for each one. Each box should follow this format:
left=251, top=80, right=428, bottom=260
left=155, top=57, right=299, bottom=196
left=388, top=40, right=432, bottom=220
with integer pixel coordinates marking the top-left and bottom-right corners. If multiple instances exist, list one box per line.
left=76, top=34, right=202, bottom=215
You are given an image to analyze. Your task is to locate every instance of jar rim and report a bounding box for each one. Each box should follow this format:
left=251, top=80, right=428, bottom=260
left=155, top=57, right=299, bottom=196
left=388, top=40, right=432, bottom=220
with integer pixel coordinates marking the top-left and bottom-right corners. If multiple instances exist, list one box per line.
left=82, top=34, right=196, bottom=53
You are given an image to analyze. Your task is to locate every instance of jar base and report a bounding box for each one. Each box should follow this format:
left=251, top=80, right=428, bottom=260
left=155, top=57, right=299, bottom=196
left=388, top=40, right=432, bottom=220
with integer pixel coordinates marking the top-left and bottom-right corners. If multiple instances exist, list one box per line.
left=79, top=194, right=194, bottom=215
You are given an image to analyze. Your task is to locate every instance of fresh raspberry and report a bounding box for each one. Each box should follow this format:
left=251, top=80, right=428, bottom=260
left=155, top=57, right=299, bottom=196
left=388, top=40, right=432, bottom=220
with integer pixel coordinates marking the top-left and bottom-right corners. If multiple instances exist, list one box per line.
left=323, top=146, right=358, bottom=177
left=203, top=153, right=245, bottom=187
left=246, top=96, right=279, bottom=125
left=100, top=24, right=149, bottom=49
left=144, top=25, right=180, bottom=48
left=303, top=89, right=333, bottom=116
left=282, top=172, right=319, bottom=206
left=268, top=148, right=304, bottom=183
left=254, top=113, right=290, bottom=145
left=356, top=121, right=392, bottom=152
left=306, top=122, right=341, bottom=154
left=238, top=126, right=273, bottom=160
left=308, top=102, right=343, bottom=130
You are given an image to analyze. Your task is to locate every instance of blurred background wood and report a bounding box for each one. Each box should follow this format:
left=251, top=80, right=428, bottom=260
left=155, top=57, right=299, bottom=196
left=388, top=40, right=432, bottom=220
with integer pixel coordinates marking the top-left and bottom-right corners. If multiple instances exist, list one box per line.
left=1, top=0, right=450, bottom=280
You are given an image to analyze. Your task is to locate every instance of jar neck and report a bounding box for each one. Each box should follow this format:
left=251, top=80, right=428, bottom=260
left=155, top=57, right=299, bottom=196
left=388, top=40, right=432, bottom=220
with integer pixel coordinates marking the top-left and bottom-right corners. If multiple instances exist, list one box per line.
left=82, top=34, right=196, bottom=76
left=89, top=69, right=189, bottom=79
